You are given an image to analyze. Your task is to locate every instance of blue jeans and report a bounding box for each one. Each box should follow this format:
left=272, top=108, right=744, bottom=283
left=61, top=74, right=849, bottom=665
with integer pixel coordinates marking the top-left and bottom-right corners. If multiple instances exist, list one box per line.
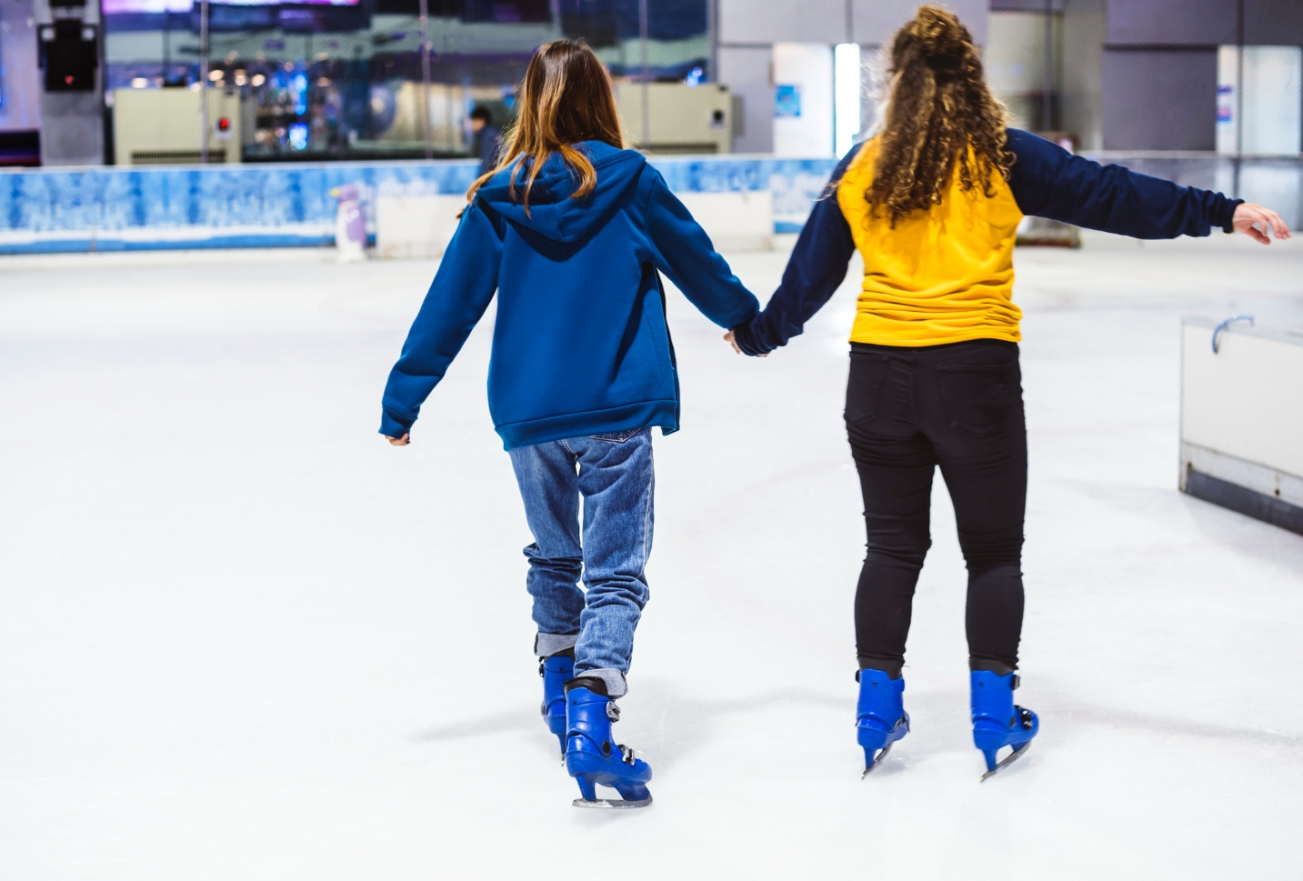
left=507, top=428, right=654, bottom=698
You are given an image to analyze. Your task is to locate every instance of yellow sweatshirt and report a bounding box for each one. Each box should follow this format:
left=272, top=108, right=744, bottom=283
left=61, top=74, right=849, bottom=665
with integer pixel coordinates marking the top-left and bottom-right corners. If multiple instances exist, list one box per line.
left=730, top=129, right=1240, bottom=356
left=836, top=137, right=1024, bottom=346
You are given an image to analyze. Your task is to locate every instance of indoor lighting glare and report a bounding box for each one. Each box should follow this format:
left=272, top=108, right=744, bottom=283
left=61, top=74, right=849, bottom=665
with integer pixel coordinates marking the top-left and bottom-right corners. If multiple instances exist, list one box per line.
left=834, top=43, right=862, bottom=158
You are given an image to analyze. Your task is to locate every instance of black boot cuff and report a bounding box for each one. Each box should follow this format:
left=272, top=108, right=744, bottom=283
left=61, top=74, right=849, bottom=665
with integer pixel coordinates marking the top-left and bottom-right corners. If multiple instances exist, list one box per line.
left=564, top=676, right=610, bottom=697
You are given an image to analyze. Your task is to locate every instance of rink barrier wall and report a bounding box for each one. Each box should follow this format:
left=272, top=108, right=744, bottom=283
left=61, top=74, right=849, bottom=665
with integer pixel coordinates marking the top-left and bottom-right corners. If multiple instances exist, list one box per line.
left=1179, top=317, right=1303, bottom=536
left=0, top=155, right=838, bottom=255
left=3, top=153, right=1298, bottom=256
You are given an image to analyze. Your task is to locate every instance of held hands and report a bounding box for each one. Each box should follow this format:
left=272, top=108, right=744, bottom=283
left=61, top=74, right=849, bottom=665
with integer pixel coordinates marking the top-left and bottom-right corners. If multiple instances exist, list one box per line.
left=1233, top=203, right=1291, bottom=244
left=724, top=331, right=767, bottom=357
left=385, top=434, right=410, bottom=446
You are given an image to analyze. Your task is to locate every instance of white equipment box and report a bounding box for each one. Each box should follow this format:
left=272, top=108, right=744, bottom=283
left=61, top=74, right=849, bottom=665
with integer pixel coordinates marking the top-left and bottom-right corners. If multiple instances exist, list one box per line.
left=615, top=82, right=732, bottom=154
left=112, top=87, right=245, bottom=165
left=1180, top=316, right=1303, bottom=534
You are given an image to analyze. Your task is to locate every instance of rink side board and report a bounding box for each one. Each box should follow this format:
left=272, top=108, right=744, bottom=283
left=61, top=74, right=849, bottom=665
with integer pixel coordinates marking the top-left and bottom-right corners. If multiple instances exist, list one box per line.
left=0, top=156, right=836, bottom=256
left=1180, top=317, right=1303, bottom=535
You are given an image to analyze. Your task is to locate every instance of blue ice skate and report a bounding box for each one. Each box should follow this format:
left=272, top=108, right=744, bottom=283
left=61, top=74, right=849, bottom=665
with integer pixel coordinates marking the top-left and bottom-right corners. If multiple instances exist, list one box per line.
left=971, top=670, right=1039, bottom=781
left=857, top=668, right=910, bottom=776
left=564, top=684, right=653, bottom=809
left=539, top=651, right=575, bottom=756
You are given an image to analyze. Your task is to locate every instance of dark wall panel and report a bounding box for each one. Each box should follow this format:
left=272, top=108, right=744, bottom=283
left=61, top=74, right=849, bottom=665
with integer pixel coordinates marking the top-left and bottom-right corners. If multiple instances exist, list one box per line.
left=1101, top=49, right=1217, bottom=149
left=1245, top=0, right=1303, bottom=45
left=1106, top=0, right=1236, bottom=45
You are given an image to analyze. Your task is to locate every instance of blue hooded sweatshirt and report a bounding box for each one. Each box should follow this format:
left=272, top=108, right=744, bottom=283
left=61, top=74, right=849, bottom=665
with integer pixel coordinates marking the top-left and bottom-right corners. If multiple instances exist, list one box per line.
left=379, top=141, right=760, bottom=450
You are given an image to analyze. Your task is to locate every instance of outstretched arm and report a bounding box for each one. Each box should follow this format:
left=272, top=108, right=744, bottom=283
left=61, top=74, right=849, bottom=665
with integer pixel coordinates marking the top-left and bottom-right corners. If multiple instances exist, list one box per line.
left=729, top=146, right=861, bottom=356
left=643, top=173, right=760, bottom=329
left=1007, top=129, right=1289, bottom=243
left=379, top=201, right=503, bottom=441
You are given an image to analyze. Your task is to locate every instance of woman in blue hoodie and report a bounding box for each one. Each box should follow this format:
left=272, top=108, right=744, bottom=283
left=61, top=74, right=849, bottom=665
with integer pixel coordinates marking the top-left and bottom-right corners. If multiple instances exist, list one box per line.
left=379, top=40, right=759, bottom=808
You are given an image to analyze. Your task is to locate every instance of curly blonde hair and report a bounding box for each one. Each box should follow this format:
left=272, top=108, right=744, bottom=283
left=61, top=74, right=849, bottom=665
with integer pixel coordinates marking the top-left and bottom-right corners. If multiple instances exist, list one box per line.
left=867, top=5, right=1015, bottom=226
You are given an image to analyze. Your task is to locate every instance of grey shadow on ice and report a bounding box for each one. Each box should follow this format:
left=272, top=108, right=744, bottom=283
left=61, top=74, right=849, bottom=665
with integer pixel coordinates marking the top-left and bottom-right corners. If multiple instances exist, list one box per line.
left=1057, top=478, right=1303, bottom=577
left=412, top=678, right=1303, bottom=778
left=1046, top=694, right=1303, bottom=759
left=413, top=679, right=846, bottom=773
left=413, top=709, right=541, bottom=744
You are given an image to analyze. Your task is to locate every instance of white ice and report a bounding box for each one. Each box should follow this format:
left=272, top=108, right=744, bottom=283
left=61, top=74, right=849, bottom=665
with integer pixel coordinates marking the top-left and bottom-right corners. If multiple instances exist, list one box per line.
left=1, top=234, right=1301, bottom=879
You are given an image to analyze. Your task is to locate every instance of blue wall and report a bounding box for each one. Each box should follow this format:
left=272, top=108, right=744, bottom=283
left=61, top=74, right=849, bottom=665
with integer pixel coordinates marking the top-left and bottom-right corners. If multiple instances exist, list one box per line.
left=0, top=156, right=840, bottom=255
left=0, top=161, right=481, bottom=254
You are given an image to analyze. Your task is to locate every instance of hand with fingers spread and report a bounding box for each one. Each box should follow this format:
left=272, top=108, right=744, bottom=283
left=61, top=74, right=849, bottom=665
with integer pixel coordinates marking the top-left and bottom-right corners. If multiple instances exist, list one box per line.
left=1232, top=203, right=1292, bottom=244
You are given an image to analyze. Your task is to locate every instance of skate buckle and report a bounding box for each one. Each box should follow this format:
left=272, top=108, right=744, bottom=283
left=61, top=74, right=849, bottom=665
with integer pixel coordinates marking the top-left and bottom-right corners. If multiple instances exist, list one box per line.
left=619, top=744, right=637, bottom=765
left=606, top=701, right=621, bottom=722
left=1017, top=706, right=1034, bottom=729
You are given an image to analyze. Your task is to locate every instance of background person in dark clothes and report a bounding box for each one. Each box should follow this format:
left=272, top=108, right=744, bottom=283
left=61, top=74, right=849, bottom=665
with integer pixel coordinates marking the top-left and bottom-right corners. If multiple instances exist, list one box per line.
left=470, top=106, right=503, bottom=176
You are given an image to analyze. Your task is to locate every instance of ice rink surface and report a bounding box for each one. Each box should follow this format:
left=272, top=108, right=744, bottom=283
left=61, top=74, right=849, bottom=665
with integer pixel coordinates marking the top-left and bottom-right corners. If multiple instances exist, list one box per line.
left=2, top=234, right=1302, bottom=879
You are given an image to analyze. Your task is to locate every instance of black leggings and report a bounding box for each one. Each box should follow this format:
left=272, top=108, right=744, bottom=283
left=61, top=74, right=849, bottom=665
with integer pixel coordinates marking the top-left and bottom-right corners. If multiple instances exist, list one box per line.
left=846, top=340, right=1026, bottom=678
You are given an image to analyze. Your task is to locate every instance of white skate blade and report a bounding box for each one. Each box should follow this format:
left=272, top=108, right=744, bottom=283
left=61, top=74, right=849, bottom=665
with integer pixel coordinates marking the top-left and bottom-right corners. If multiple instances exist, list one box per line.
left=980, top=741, right=1032, bottom=782
left=861, top=743, right=894, bottom=778
left=572, top=796, right=653, bottom=810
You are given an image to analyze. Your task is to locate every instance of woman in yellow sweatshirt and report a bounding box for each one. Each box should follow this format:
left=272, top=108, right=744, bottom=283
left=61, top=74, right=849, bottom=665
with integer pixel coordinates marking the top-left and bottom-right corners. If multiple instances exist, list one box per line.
left=729, top=5, right=1289, bottom=780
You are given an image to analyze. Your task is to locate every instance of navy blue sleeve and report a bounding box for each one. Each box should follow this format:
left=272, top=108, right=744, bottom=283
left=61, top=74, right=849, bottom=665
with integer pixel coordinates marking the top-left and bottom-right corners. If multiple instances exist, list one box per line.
left=644, top=172, right=761, bottom=329
left=729, top=145, right=861, bottom=356
left=379, top=200, right=503, bottom=437
left=1007, top=129, right=1241, bottom=238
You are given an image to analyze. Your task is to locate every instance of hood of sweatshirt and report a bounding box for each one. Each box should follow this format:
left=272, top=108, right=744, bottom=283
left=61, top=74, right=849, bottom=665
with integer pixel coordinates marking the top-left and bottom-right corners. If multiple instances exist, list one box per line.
left=475, top=140, right=647, bottom=244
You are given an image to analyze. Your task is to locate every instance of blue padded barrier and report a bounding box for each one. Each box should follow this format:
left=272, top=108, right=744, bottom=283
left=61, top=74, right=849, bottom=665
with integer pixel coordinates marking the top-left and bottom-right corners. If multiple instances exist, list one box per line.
left=0, top=156, right=839, bottom=255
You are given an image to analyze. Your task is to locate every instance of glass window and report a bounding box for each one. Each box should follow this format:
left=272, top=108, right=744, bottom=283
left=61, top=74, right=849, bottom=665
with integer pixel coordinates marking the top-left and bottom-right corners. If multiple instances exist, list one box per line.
left=103, top=0, right=711, bottom=165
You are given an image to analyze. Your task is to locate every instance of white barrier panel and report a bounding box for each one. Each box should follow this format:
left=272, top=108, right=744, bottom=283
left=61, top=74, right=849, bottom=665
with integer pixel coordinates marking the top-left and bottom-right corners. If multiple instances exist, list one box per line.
left=1180, top=317, right=1303, bottom=533
left=375, top=191, right=775, bottom=259
left=375, top=195, right=466, bottom=260
left=675, top=191, right=774, bottom=252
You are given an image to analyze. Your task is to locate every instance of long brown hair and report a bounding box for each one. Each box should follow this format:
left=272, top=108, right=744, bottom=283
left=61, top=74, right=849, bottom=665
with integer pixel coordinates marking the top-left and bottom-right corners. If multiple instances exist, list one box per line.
left=867, top=5, right=1014, bottom=226
left=466, top=39, right=625, bottom=214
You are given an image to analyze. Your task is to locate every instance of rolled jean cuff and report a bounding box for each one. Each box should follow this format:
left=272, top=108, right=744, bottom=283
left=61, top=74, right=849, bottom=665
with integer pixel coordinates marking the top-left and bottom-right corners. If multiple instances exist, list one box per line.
left=534, top=632, right=579, bottom=657
left=575, top=667, right=628, bottom=698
